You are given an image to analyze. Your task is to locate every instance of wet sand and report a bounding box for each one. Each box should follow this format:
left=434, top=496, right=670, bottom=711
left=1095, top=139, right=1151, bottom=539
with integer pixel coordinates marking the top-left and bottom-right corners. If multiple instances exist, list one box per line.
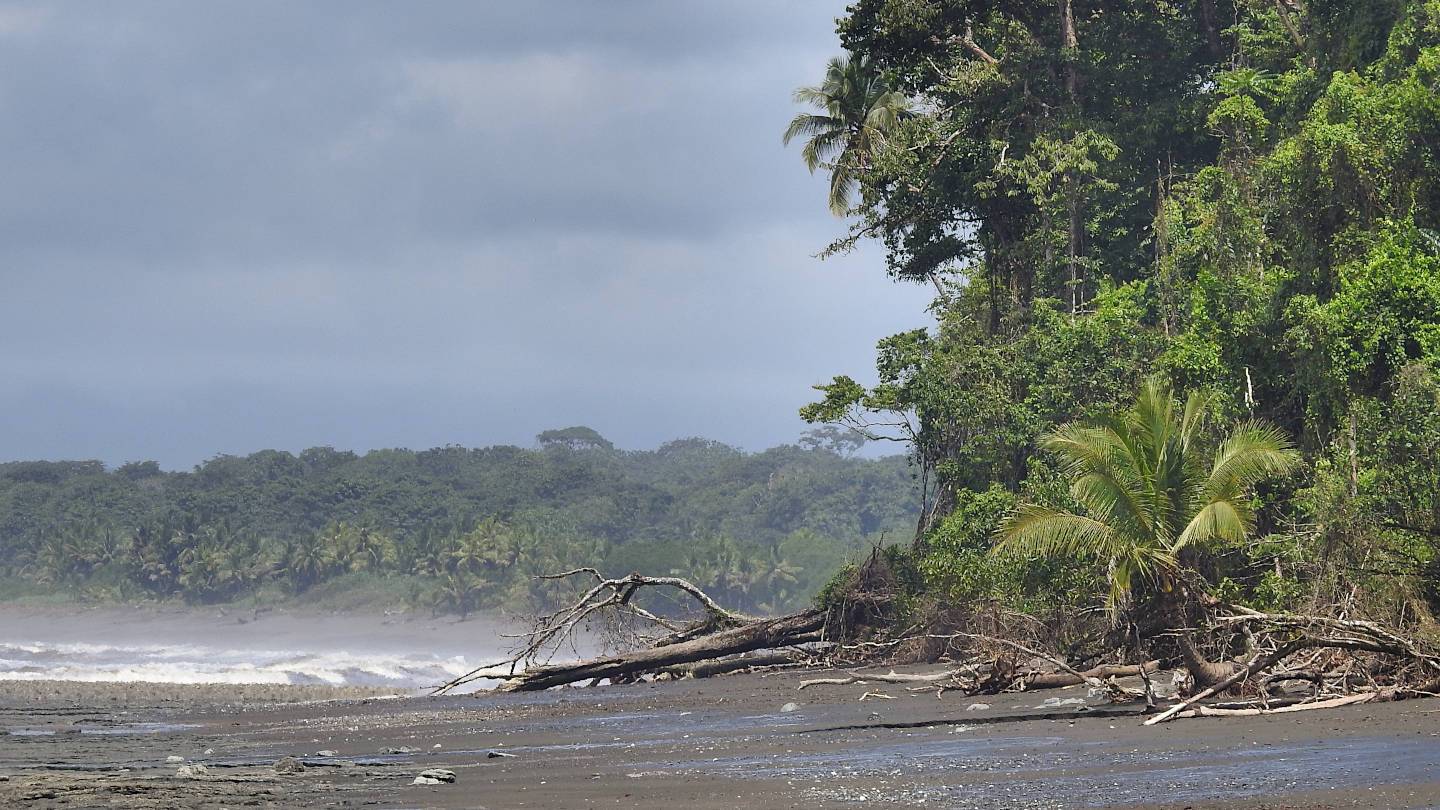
left=2, top=669, right=1439, bottom=809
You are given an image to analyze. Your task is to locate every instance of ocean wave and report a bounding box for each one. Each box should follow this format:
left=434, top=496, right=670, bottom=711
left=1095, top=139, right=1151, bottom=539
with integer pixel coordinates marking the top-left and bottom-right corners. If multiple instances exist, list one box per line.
left=0, top=640, right=479, bottom=688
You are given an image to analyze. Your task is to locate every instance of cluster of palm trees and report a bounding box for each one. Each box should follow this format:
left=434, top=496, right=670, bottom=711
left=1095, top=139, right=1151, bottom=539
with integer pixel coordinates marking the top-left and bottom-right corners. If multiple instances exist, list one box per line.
left=7, top=510, right=815, bottom=617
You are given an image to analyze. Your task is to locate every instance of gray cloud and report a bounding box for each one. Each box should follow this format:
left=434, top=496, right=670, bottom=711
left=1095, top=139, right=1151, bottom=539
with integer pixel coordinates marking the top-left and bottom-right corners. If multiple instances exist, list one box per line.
left=0, top=1, right=932, bottom=468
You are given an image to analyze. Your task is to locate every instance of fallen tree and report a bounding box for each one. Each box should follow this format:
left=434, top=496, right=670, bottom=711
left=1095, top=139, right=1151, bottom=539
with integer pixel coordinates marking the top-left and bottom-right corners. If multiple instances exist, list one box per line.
left=433, top=568, right=832, bottom=693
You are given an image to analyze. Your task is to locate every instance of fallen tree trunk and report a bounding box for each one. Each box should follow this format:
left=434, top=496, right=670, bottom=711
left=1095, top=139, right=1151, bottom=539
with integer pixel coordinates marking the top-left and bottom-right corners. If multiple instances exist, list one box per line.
left=659, top=649, right=815, bottom=680
left=1023, top=662, right=1159, bottom=690
left=499, top=608, right=826, bottom=691
left=797, top=660, right=1160, bottom=695
left=1174, top=692, right=1377, bottom=719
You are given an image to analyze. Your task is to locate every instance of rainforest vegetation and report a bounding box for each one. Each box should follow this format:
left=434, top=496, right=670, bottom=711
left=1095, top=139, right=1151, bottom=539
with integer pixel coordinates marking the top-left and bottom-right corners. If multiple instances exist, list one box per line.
left=789, top=0, right=1440, bottom=645
left=0, top=430, right=919, bottom=615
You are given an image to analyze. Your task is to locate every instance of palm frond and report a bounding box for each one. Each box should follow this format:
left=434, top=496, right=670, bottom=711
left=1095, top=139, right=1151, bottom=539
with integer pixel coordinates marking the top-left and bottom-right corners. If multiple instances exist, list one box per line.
left=1174, top=498, right=1253, bottom=552
left=799, top=128, right=847, bottom=172
left=1179, top=389, right=1214, bottom=450
left=995, top=505, right=1125, bottom=561
left=827, top=161, right=858, bottom=215
left=783, top=113, right=842, bottom=145
left=1070, top=472, right=1153, bottom=540
left=1205, top=421, right=1300, bottom=499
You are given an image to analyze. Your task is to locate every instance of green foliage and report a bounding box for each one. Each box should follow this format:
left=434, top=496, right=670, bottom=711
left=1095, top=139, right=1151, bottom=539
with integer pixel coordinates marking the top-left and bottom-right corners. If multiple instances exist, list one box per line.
left=995, top=379, right=1300, bottom=609
left=0, top=438, right=919, bottom=615
left=784, top=53, right=912, bottom=215
left=794, top=0, right=1440, bottom=626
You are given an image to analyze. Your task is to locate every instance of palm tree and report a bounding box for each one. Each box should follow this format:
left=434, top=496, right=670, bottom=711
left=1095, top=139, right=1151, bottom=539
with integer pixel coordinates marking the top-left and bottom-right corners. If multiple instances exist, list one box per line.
left=784, top=53, right=910, bottom=215
left=994, top=378, right=1300, bottom=687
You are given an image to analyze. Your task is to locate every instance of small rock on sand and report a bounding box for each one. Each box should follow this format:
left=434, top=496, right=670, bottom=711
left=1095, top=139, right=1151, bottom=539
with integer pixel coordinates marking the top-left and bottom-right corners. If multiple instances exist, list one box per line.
left=487, top=750, right=517, bottom=758
left=413, top=768, right=457, bottom=785
left=966, top=703, right=992, bottom=712
left=175, top=763, right=209, bottom=779
left=165, top=755, right=185, bottom=763
left=273, top=756, right=305, bottom=775
left=780, top=702, right=800, bottom=713
left=382, top=745, right=421, bottom=755
left=315, top=750, right=339, bottom=757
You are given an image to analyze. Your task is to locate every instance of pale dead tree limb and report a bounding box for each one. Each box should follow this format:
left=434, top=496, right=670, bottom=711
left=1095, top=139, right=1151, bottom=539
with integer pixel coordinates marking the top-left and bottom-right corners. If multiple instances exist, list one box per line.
left=434, top=571, right=771, bottom=693
left=799, top=667, right=978, bottom=690
left=1174, top=691, right=1376, bottom=719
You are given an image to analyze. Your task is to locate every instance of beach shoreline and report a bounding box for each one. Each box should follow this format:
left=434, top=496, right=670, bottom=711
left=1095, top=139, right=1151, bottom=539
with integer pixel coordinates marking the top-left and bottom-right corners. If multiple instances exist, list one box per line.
left=2, top=668, right=1439, bottom=809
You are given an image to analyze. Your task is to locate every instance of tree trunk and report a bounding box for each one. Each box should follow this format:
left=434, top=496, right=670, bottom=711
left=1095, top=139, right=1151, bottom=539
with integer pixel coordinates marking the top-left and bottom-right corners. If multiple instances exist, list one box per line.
left=1198, top=0, right=1224, bottom=59
left=1059, top=0, right=1079, bottom=99
left=1175, top=628, right=1239, bottom=692
left=498, top=609, right=827, bottom=691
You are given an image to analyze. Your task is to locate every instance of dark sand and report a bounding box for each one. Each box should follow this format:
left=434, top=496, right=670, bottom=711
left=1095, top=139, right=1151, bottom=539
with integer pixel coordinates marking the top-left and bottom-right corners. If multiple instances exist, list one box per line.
left=2, top=669, right=1439, bottom=809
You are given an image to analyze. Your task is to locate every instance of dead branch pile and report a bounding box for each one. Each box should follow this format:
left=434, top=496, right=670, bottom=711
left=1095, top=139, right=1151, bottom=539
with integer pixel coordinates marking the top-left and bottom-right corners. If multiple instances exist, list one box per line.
left=1141, top=607, right=1440, bottom=724
left=433, top=559, right=1440, bottom=726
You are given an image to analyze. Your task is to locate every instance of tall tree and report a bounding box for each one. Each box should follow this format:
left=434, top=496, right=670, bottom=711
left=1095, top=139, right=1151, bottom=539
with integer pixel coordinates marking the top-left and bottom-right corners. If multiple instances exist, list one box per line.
left=783, top=53, right=911, bottom=215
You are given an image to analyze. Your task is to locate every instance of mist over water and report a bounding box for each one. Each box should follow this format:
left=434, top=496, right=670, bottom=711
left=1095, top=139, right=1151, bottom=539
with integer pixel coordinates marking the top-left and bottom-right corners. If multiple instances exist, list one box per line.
left=0, top=607, right=518, bottom=690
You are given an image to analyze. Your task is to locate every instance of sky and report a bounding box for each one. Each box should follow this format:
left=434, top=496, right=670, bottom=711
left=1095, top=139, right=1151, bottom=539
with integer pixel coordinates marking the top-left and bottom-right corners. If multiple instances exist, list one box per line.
left=0, top=1, right=933, bottom=470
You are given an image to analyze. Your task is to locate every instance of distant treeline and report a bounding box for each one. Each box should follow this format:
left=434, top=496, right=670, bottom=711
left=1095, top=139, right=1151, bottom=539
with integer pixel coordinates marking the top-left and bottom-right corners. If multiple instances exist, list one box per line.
left=0, top=426, right=920, bottom=614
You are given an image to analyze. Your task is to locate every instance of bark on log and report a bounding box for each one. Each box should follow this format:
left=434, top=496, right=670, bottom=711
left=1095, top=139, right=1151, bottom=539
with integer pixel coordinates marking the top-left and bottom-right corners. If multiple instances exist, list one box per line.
left=498, top=608, right=827, bottom=692
left=659, top=649, right=815, bottom=680
left=1023, top=662, right=1159, bottom=690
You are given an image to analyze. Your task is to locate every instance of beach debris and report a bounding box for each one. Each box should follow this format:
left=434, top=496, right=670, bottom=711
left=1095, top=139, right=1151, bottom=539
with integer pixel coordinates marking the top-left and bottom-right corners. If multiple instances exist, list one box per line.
left=165, top=755, right=185, bottom=763
left=382, top=745, right=422, bottom=755
left=433, top=569, right=831, bottom=694
left=412, top=768, right=457, bottom=785
left=1037, top=697, right=1086, bottom=709
left=432, top=743, right=442, bottom=749
left=273, top=756, right=305, bottom=775
left=175, top=763, right=209, bottom=779
left=203, top=748, right=214, bottom=755
left=487, top=750, right=517, bottom=758
left=965, top=703, right=991, bottom=712
left=315, top=749, right=339, bottom=757
left=780, top=702, right=800, bottom=713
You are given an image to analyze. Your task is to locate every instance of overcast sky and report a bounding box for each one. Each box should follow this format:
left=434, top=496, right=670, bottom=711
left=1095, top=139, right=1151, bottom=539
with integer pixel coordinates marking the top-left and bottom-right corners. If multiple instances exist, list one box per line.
left=0, top=1, right=932, bottom=470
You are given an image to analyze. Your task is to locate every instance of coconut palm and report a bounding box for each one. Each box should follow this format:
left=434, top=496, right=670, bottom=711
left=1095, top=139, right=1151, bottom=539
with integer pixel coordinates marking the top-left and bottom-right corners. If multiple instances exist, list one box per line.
left=784, top=53, right=911, bottom=215
left=994, top=377, right=1300, bottom=686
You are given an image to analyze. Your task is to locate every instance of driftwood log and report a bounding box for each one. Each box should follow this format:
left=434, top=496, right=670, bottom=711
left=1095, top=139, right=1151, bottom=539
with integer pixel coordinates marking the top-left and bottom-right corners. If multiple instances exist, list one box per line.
left=433, top=569, right=830, bottom=693
left=499, top=610, right=825, bottom=691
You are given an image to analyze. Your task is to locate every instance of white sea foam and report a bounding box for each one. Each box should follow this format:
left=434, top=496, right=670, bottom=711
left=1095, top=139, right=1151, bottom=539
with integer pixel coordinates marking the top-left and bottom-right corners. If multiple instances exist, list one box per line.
left=0, top=639, right=479, bottom=687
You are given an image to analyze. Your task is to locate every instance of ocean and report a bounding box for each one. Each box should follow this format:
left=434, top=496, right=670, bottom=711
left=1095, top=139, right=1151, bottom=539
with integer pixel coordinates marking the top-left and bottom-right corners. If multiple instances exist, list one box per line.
left=0, top=607, right=516, bottom=690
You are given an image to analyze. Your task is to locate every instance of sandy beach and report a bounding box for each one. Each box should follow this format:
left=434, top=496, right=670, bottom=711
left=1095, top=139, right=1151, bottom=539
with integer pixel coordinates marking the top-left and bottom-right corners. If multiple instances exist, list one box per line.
left=2, top=667, right=1439, bottom=809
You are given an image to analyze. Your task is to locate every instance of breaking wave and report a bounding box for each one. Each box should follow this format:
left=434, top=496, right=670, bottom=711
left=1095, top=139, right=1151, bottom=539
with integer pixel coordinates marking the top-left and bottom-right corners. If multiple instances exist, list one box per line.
left=0, top=639, right=479, bottom=687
